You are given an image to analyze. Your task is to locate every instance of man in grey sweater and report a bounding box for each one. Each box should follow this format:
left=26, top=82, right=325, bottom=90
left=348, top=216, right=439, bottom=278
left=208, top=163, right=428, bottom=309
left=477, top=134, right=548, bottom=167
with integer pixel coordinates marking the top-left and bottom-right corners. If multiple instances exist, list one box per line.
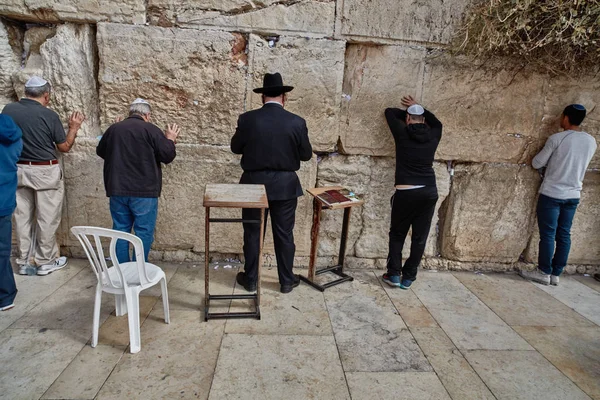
left=520, top=104, right=597, bottom=286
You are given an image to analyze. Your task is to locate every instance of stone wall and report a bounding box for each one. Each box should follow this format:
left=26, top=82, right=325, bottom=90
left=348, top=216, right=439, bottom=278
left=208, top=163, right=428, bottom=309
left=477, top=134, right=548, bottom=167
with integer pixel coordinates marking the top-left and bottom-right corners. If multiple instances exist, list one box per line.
left=1, top=0, right=598, bottom=272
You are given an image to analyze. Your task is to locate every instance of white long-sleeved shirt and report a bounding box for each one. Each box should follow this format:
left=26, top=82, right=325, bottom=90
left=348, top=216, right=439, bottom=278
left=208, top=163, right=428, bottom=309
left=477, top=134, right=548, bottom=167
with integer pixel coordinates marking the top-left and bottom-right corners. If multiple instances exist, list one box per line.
left=532, top=130, right=597, bottom=199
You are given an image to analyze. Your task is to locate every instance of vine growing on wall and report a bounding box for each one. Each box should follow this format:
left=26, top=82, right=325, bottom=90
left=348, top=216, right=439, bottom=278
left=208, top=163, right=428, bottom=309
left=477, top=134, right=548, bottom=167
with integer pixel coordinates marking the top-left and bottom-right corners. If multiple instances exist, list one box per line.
left=453, top=0, right=600, bottom=75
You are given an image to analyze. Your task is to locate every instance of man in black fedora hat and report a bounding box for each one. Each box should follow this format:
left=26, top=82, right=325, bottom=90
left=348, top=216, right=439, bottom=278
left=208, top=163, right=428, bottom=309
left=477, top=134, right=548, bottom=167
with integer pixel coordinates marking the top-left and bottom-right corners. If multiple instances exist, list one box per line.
left=231, top=72, right=313, bottom=294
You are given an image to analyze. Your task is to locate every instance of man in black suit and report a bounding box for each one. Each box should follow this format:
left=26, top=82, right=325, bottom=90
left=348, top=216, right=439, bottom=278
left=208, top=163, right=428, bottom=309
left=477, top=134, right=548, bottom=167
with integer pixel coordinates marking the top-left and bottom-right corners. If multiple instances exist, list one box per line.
left=231, top=73, right=313, bottom=294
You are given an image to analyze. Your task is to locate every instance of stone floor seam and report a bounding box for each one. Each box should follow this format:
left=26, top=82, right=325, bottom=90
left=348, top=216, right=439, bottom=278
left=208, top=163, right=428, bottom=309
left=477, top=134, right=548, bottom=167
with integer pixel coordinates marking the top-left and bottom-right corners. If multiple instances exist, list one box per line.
left=414, top=274, right=510, bottom=398
left=449, top=274, right=594, bottom=398
left=34, top=331, right=88, bottom=400
left=4, top=267, right=87, bottom=333
left=509, top=324, right=599, bottom=399
left=88, top=349, right=126, bottom=400
left=208, top=279, right=238, bottom=399
left=322, top=283, right=355, bottom=399
left=406, top=326, right=491, bottom=400
left=46, top=294, right=160, bottom=400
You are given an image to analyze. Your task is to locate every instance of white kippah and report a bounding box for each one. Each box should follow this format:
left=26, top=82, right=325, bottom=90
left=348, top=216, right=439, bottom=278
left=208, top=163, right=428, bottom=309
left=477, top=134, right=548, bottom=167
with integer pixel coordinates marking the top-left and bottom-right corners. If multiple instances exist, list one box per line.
left=24, top=76, right=48, bottom=88
left=131, top=98, right=150, bottom=106
left=407, top=104, right=425, bottom=116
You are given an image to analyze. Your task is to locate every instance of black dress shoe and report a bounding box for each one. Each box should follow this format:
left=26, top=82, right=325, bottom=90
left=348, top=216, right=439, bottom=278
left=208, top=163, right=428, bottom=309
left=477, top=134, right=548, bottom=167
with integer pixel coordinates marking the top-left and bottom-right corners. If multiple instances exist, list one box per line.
left=280, top=275, right=300, bottom=294
left=236, top=272, right=257, bottom=292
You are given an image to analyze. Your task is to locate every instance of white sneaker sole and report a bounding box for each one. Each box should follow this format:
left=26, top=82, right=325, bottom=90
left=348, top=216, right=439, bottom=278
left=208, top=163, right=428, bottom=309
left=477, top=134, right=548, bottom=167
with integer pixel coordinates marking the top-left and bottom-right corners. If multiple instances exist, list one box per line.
left=519, top=271, right=550, bottom=285
left=383, top=278, right=401, bottom=288
left=37, top=261, right=68, bottom=276
left=0, top=303, right=15, bottom=311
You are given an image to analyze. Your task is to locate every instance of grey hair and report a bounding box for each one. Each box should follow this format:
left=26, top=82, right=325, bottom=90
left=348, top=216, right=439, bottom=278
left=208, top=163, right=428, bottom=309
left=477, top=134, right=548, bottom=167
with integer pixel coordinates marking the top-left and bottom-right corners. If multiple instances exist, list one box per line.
left=129, top=102, right=151, bottom=116
left=24, top=83, right=51, bottom=98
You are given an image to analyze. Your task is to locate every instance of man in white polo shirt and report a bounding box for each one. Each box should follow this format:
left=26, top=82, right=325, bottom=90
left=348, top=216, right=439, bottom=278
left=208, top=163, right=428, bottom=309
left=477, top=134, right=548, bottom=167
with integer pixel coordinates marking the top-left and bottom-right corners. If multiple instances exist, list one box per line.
left=1, top=76, right=85, bottom=275
left=520, top=104, right=597, bottom=286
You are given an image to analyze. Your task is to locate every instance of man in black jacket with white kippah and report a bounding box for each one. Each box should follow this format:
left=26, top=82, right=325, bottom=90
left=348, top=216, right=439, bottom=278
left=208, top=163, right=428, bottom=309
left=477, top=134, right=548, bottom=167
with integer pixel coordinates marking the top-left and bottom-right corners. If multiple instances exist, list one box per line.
left=382, top=95, right=442, bottom=290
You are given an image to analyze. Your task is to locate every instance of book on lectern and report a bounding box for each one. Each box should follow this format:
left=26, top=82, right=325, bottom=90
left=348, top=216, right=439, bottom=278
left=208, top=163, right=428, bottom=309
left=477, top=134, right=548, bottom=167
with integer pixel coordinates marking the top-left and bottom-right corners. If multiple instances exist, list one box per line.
left=315, top=189, right=360, bottom=207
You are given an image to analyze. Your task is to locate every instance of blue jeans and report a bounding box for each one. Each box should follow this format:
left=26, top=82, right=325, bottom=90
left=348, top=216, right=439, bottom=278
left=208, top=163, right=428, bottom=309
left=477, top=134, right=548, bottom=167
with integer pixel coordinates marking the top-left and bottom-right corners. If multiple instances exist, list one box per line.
left=537, top=194, right=579, bottom=276
left=109, top=197, right=158, bottom=264
left=0, top=214, right=17, bottom=307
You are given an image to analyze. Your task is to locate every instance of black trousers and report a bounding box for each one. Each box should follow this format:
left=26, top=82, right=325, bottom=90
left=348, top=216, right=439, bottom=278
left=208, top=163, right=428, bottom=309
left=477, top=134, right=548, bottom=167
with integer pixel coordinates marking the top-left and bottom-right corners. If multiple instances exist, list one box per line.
left=386, top=186, right=438, bottom=281
left=242, top=198, right=298, bottom=286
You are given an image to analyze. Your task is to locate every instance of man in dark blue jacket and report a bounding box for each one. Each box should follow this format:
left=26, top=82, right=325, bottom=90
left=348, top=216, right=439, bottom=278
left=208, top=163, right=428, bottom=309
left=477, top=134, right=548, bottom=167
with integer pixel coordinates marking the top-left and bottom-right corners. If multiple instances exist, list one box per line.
left=0, top=115, right=23, bottom=311
left=97, top=98, right=179, bottom=263
left=231, top=73, right=313, bottom=294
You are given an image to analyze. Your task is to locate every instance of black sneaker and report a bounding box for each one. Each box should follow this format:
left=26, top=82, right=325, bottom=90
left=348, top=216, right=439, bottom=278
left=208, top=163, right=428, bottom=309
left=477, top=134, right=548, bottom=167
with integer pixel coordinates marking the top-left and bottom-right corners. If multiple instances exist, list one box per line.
left=281, top=275, right=301, bottom=294
left=236, top=272, right=257, bottom=292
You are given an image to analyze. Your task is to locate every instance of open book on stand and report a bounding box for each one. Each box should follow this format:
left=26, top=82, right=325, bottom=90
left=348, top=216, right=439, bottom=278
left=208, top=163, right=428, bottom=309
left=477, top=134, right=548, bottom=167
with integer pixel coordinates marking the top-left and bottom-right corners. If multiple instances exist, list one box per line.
left=314, top=189, right=361, bottom=208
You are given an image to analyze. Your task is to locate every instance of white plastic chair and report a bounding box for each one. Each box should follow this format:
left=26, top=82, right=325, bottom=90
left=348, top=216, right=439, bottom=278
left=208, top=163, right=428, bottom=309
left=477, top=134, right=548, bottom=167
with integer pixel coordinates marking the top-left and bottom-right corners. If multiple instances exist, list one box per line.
left=71, top=226, right=170, bottom=353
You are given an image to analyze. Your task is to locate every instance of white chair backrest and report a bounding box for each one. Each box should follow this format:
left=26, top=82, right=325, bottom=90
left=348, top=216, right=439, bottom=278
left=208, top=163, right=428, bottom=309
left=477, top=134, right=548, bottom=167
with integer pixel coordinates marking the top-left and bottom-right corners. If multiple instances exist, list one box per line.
left=70, top=226, right=152, bottom=289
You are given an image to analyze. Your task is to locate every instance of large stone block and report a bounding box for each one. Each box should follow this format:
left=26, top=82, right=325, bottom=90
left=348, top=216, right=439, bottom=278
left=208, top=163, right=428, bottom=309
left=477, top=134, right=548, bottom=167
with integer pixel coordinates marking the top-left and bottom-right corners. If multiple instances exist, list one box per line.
left=441, top=164, right=540, bottom=262
left=148, top=0, right=335, bottom=36
left=155, top=144, right=317, bottom=256
left=42, top=24, right=100, bottom=139
left=525, top=172, right=600, bottom=266
left=10, top=24, right=100, bottom=139
left=247, top=34, right=345, bottom=152
left=97, top=23, right=247, bottom=146
left=422, top=57, right=546, bottom=163
left=339, top=44, right=426, bottom=156
left=60, top=139, right=112, bottom=249
left=316, top=154, right=450, bottom=259
left=0, top=19, right=21, bottom=109
left=0, top=0, right=145, bottom=24
left=338, top=0, right=469, bottom=44
left=536, top=77, right=600, bottom=168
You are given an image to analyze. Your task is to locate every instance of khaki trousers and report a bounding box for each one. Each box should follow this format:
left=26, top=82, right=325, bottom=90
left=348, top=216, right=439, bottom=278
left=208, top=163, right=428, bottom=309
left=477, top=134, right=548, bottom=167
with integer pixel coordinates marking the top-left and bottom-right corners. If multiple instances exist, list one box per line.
left=14, top=163, right=64, bottom=265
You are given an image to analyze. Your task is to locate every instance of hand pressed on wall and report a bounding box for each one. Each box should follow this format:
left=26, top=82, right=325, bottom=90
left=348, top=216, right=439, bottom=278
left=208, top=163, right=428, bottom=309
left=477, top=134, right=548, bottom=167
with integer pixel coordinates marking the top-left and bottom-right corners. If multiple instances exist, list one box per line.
left=166, top=123, right=180, bottom=143
left=69, top=111, right=85, bottom=130
left=400, top=95, right=418, bottom=108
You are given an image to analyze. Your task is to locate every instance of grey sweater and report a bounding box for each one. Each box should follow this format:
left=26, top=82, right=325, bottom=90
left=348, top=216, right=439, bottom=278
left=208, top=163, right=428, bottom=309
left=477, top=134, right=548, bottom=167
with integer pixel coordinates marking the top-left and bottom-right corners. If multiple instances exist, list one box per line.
left=532, top=130, right=597, bottom=199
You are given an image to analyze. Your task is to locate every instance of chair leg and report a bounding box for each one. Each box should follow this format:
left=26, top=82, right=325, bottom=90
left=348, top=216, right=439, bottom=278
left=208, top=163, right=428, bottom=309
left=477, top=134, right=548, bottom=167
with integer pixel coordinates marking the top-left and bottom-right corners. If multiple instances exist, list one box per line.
left=115, top=294, right=127, bottom=316
left=160, top=277, right=170, bottom=324
left=92, top=285, right=102, bottom=348
left=125, top=290, right=141, bottom=354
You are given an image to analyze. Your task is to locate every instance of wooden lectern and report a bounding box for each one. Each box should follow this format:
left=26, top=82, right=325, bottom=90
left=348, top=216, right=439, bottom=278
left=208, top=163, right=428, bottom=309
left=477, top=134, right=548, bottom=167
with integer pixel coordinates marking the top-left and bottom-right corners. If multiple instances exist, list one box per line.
left=203, top=184, right=268, bottom=321
left=299, top=186, right=364, bottom=292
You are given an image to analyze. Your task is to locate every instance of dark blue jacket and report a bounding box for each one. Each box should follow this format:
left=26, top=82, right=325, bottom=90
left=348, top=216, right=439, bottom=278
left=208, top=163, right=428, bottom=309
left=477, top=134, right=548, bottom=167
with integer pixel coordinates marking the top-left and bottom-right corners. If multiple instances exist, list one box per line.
left=0, top=115, right=23, bottom=216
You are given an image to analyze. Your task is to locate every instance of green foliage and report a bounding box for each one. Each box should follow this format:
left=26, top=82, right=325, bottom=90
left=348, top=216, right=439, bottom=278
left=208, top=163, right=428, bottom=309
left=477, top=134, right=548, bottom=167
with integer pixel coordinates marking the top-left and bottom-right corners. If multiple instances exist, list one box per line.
left=454, top=0, right=600, bottom=75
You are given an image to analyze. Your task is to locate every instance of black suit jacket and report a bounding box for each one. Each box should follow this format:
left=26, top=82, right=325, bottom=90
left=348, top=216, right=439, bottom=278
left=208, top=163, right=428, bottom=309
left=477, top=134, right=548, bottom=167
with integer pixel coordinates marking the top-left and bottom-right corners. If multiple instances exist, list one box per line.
left=231, top=103, right=313, bottom=201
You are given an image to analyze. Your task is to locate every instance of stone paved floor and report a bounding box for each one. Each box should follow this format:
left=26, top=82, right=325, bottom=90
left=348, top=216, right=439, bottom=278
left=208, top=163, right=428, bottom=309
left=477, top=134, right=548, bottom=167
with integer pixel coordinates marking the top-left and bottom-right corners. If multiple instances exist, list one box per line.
left=1, top=259, right=599, bottom=400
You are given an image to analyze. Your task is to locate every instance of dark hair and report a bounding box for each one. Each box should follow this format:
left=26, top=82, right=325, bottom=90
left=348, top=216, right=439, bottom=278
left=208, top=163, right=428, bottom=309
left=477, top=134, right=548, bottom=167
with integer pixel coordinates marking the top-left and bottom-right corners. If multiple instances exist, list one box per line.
left=262, top=90, right=285, bottom=98
left=563, top=104, right=586, bottom=126
left=24, top=83, right=51, bottom=98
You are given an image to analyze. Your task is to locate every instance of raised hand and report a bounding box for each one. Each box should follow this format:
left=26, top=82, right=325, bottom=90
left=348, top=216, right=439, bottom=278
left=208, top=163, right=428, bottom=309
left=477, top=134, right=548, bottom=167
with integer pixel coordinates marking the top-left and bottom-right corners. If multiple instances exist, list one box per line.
left=400, top=95, right=417, bottom=108
left=69, top=111, right=86, bottom=130
left=165, top=123, right=181, bottom=142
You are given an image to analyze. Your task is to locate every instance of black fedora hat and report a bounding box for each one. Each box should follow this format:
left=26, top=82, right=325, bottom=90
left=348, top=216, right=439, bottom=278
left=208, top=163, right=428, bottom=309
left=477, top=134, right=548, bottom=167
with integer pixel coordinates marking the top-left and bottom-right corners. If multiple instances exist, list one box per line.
left=253, top=72, right=294, bottom=96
